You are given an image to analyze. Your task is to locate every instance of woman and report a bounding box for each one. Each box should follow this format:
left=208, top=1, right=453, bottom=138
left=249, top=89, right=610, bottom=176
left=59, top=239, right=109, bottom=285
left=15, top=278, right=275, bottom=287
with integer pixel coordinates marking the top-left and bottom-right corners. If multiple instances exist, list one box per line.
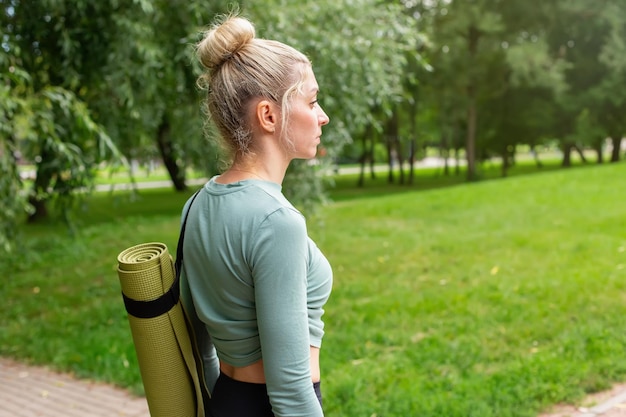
left=181, top=14, right=332, bottom=417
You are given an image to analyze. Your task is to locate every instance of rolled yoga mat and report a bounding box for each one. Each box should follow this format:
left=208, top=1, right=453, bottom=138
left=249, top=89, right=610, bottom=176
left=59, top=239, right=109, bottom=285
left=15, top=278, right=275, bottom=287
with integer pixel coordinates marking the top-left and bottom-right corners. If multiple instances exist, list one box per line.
left=117, top=242, right=207, bottom=417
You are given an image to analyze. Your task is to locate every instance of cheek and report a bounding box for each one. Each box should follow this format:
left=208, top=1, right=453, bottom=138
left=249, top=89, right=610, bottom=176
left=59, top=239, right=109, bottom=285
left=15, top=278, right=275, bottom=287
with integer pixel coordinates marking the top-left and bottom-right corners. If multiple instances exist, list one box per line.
left=308, top=110, right=320, bottom=126
left=292, top=110, right=314, bottom=129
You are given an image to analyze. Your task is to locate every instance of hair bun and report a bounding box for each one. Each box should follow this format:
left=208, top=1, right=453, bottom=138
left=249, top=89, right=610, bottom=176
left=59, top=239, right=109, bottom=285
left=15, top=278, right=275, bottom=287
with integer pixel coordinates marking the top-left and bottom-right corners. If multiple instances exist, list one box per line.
left=197, top=16, right=256, bottom=70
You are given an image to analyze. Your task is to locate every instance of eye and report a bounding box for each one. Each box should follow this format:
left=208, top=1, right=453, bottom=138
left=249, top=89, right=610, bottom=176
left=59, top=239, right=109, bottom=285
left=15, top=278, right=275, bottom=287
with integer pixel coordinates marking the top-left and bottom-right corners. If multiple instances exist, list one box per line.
left=310, top=99, right=319, bottom=107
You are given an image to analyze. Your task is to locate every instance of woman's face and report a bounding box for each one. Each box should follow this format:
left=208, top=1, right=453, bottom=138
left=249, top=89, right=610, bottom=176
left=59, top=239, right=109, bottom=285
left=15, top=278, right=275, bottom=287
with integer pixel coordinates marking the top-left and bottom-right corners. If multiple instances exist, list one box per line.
left=286, top=66, right=330, bottom=160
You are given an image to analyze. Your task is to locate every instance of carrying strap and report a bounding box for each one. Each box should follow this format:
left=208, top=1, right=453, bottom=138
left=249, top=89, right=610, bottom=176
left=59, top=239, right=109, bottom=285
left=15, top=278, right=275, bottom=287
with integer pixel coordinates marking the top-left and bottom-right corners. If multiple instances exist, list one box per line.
left=175, top=189, right=213, bottom=411
left=175, top=189, right=201, bottom=279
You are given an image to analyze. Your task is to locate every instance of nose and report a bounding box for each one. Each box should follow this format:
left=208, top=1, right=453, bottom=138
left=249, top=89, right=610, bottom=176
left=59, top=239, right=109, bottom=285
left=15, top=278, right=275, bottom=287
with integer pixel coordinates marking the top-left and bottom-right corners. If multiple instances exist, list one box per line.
left=318, top=106, right=330, bottom=126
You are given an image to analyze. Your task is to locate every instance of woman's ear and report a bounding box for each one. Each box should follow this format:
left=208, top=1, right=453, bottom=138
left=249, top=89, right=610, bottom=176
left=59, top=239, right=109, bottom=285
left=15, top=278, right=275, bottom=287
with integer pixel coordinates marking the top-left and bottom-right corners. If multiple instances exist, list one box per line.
left=256, top=99, right=278, bottom=134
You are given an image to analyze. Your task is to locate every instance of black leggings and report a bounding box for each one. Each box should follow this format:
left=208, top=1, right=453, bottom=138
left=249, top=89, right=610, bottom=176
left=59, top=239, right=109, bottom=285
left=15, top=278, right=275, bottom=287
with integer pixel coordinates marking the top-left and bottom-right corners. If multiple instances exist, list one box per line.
left=208, top=373, right=322, bottom=417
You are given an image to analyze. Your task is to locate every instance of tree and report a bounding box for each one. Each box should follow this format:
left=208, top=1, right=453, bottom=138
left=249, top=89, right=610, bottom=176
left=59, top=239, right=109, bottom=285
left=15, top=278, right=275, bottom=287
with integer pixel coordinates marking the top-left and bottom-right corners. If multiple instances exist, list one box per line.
left=594, top=0, right=626, bottom=162
left=416, top=0, right=573, bottom=178
left=544, top=0, right=626, bottom=165
left=90, top=0, right=225, bottom=191
left=1, top=0, right=132, bottom=222
left=441, top=1, right=507, bottom=181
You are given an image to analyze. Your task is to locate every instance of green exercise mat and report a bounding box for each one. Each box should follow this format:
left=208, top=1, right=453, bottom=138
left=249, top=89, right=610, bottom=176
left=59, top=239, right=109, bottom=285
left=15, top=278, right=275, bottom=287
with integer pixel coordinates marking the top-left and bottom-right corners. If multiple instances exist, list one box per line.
left=117, top=242, right=207, bottom=417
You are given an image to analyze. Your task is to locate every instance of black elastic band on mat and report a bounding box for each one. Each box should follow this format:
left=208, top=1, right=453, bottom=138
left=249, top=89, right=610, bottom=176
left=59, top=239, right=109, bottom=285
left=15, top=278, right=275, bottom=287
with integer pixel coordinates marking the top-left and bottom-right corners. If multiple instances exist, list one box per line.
left=123, top=189, right=202, bottom=319
left=123, top=282, right=180, bottom=319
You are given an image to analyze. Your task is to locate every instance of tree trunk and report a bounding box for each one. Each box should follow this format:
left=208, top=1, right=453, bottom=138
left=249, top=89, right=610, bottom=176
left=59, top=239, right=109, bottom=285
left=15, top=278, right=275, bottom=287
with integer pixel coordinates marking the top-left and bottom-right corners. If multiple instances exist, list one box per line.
left=573, top=144, right=587, bottom=163
left=156, top=115, right=186, bottom=191
left=454, top=147, right=461, bottom=176
left=440, top=132, right=450, bottom=176
left=408, top=95, right=418, bottom=185
left=501, top=144, right=510, bottom=178
left=466, top=94, right=477, bottom=181
left=386, top=110, right=404, bottom=185
left=443, top=148, right=450, bottom=176
left=397, top=140, right=405, bottom=185
left=408, top=138, right=415, bottom=185
left=561, top=143, right=573, bottom=167
left=368, top=126, right=377, bottom=180
left=594, top=142, right=604, bottom=164
left=358, top=129, right=367, bottom=187
left=27, top=146, right=53, bottom=223
left=385, top=112, right=397, bottom=184
left=530, top=144, right=543, bottom=168
left=386, top=135, right=394, bottom=184
left=27, top=196, right=48, bottom=223
left=610, top=136, right=622, bottom=162
left=465, top=25, right=480, bottom=182
left=358, top=124, right=377, bottom=187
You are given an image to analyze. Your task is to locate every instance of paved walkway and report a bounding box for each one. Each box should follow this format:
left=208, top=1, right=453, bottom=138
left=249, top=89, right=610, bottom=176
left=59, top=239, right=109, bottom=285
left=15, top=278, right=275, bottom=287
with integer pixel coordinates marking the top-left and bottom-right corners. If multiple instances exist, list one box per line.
left=538, top=382, right=626, bottom=417
left=2, top=356, right=626, bottom=417
left=0, top=358, right=149, bottom=417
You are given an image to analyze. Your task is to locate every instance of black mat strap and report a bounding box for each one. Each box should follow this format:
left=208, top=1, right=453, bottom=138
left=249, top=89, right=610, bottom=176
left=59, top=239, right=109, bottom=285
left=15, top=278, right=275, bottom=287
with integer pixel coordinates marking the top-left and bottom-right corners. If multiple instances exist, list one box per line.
left=123, top=284, right=180, bottom=319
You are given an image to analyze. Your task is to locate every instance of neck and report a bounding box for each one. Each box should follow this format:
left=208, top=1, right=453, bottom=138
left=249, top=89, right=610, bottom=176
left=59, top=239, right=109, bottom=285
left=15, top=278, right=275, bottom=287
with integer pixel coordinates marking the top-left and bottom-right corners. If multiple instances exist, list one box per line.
left=223, top=133, right=294, bottom=184
left=229, top=152, right=290, bottom=184
left=219, top=161, right=286, bottom=185
left=230, top=167, right=270, bottom=182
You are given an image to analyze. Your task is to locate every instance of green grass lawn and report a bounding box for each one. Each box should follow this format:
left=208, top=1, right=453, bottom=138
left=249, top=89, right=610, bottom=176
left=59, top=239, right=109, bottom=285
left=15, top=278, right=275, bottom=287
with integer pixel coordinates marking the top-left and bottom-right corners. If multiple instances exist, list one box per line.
left=2, top=161, right=625, bottom=417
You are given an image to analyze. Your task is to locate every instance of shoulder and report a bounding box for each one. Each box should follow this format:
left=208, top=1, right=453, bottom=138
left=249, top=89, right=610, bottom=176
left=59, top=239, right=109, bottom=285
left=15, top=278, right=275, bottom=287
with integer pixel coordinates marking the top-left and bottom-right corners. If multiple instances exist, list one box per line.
left=256, top=205, right=306, bottom=242
left=243, top=182, right=305, bottom=229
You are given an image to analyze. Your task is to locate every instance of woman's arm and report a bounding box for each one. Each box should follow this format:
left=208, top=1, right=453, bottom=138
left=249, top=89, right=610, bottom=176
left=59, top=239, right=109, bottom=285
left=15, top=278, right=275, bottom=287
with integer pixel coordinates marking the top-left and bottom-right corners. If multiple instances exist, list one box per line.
left=250, top=208, right=323, bottom=417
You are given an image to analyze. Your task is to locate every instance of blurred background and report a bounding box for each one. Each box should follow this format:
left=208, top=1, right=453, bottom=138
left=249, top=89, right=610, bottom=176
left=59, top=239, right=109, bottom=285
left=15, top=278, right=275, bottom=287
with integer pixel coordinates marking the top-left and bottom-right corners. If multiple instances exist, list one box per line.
left=2, top=0, right=624, bottom=244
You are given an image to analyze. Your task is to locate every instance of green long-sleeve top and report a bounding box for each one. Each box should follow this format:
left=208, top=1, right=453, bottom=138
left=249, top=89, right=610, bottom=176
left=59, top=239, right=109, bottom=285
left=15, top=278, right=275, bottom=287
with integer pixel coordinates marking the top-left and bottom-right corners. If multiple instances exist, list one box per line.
left=181, top=176, right=333, bottom=416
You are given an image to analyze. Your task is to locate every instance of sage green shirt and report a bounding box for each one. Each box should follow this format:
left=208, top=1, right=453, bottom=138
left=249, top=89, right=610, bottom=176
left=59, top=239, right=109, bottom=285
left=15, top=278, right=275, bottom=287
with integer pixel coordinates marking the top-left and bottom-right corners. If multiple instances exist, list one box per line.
left=181, top=177, right=332, bottom=416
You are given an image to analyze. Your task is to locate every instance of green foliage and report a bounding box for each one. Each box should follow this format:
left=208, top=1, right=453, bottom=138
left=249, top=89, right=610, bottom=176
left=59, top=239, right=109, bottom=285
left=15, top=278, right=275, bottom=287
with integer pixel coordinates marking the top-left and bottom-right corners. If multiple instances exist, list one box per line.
left=3, top=0, right=626, bottom=249
left=241, top=0, right=423, bottom=210
left=543, top=0, right=626, bottom=146
left=248, top=0, right=420, bottom=142
left=505, top=39, right=570, bottom=96
left=0, top=140, right=25, bottom=253
left=12, top=83, right=121, bottom=219
left=1, top=164, right=625, bottom=417
left=1, top=0, right=131, bottom=228
left=408, top=0, right=626, bottom=174
left=0, top=62, right=29, bottom=252
left=88, top=0, right=217, bottom=171
left=0, top=50, right=117, bottom=248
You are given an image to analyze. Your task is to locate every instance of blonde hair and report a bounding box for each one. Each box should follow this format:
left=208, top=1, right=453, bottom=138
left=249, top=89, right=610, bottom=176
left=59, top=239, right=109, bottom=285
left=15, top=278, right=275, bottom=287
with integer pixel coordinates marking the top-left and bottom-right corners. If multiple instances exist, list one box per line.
left=196, top=15, right=311, bottom=161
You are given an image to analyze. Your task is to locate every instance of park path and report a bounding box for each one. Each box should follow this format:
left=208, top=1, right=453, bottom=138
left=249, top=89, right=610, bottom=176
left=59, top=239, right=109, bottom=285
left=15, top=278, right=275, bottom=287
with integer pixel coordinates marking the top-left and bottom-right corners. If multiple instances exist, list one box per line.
left=538, top=382, right=626, bottom=417
left=91, top=157, right=458, bottom=192
left=0, top=357, right=149, bottom=417
left=2, top=356, right=626, bottom=417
